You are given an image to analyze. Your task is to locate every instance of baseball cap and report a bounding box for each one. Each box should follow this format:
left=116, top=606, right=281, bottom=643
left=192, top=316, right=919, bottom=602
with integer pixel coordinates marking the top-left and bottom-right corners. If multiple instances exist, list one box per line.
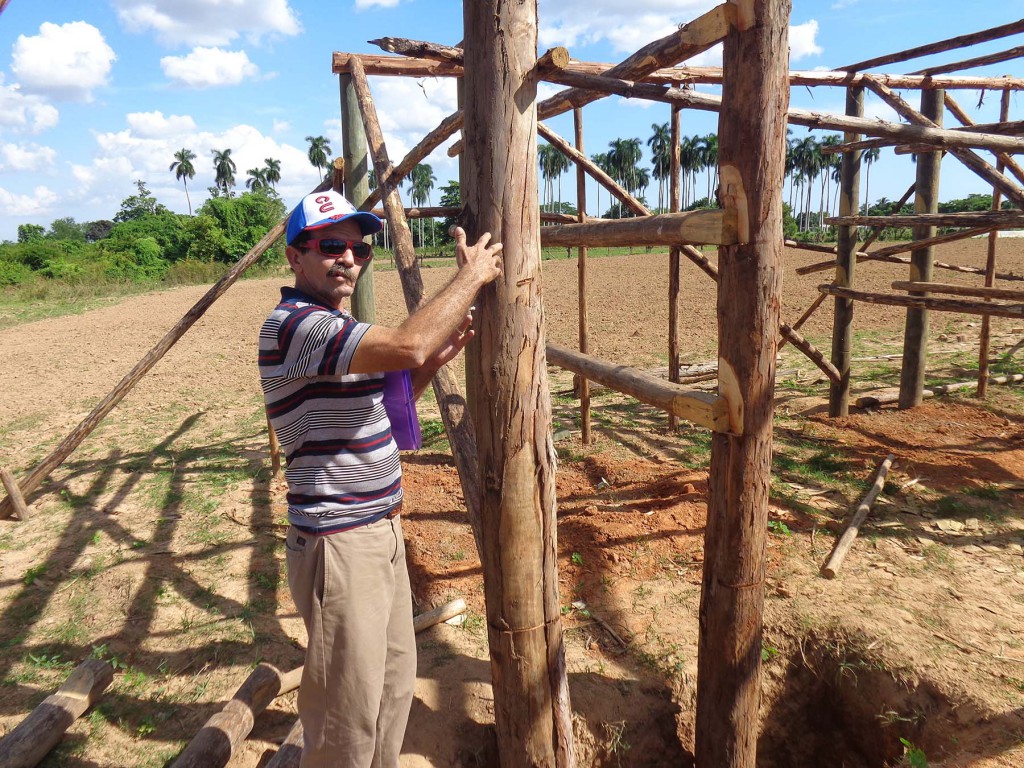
left=285, top=190, right=383, bottom=245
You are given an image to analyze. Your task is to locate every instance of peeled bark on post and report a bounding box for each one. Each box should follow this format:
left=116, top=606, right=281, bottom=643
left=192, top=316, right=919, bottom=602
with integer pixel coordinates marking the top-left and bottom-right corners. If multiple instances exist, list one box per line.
left=899, top=89, right=943, bottom=409
left=462, top=2, right=573, bottom=765
left=346, top=57, right=484, bottom=557
left=573, top=108, right=592, bottom=445
left=340, top=73, right=376, bottom=324
left=0, top=659, right=113, bottom=768
left=830, top=86, right=863, bottom=417
left=696, top=3, right=789, bottom=768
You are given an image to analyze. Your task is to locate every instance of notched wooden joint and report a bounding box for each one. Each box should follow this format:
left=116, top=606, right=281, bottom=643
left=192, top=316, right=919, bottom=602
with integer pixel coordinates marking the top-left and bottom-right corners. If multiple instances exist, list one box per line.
left=716, top=357, right=744, bottom=436
left=717, top=164, right=750, bottom=245
left=726, top=0, right=756, bottom=31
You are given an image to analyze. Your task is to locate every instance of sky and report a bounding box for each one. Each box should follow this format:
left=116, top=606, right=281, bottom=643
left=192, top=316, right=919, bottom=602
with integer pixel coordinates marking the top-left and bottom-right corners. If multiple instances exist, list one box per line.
left=1, top=0, right=1024, bottom=241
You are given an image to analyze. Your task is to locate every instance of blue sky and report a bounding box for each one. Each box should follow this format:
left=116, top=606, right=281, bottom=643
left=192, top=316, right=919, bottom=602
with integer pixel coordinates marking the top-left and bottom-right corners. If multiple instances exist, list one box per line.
left=1, top=0, right=1023, bottom=241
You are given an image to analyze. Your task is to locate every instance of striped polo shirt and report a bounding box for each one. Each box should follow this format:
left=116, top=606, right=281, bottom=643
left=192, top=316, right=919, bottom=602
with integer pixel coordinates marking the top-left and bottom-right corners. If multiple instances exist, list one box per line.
left=258, top=287, right=402, bottom=534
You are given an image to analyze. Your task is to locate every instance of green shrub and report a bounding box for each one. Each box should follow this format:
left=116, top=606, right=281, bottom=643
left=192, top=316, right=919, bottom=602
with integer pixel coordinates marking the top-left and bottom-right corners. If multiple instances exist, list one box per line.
left=0, top=259, right=34, bottom=286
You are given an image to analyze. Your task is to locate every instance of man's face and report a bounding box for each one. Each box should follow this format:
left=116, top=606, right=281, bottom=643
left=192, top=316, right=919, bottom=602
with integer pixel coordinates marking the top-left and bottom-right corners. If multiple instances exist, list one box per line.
left=286, top=219, right=368, bottom=310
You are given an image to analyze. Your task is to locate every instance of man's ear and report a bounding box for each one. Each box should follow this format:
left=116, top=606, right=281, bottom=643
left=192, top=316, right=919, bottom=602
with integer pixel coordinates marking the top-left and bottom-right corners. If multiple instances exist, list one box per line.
left=285, top=245, right=302, bottom=273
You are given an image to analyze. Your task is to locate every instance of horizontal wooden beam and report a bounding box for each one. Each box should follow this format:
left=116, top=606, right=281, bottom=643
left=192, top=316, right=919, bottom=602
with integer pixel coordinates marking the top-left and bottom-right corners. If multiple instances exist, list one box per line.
left=367, top=37, right=462, bottom=63
left=565, top=62, right=1024, bottom=90
left=827, top=211, right=1024, bottom=228
left=332, top=52, right=462, bottom=77
left=545, top=343, right=738, bottom=433
left=891, top=280, right=1024, bottom=301
left=539, top=210, right=737, bottom=248
left=820, top=284, right=1024, bottom=319
left=537, top=70, right=1024, bottom=155
left=367, top=206, right=578, bottom=223
left=909, top=44, right=1024, bottom=77
left=821, top=120, right=1024, bottom=155
left=838, top=18, right=1024, bottom=72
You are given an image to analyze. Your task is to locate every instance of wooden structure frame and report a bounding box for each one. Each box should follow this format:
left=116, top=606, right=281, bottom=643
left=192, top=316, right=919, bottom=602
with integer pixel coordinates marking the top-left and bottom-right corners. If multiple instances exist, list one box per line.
left=5, top=5, right=1024, bottom=768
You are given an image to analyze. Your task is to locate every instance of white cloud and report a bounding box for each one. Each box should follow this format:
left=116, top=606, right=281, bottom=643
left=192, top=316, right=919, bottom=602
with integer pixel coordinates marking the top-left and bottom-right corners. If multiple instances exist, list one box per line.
left=273, top=119, right=291, bottom=134
left=539, top=0, right=714, bottom=54
left=790, top=20, right=822, bottom=61
left=368, top=76, right=460, bottom=177
left=0, top=143, right=57, bottom=173
left=126, top=111, right=198, bottom=139
left=161, top=48, right=259, bottom=88
left=0, top=185, right=58, bottom=216
left=0, top=75, right=59, bottom=135
left=11, top=22, right=116, bottom=102
left=356, top=0, right=400, bottom=7
left=113, top=0, right=301, bottom=47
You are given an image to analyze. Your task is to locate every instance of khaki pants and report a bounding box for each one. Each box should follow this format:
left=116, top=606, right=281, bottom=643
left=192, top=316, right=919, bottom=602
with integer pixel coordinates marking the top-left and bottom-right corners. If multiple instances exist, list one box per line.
left=286, top=516, right=416, bottom=768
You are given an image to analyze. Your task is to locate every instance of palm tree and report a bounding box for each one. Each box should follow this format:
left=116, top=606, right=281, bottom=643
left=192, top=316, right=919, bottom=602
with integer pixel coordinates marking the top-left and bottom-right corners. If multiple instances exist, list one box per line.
left=862, top=146, right=881, bottom=215
left=211, top=148, right=237, bottom=197
left=408, top=163, right=436, bottom=246
left=698, top=133, right=718, bottom=203
left=678, top=135, right=702, bottom=208
left=306, top=135, right=331, bottom=181
left=246, top=167, right=269, bottom=191
left=538, top=143, right=569, bottom=214
left=607, top=137, right=644, bottom=213
left=648, top=122, right=672, bottom=211
left=263, top=157, right=281, bottom=189
left=591, top=151, right=611, bottom=217
left=818, top=135, right=842, bottom=234
left=169, top=148, right=197, bottom=215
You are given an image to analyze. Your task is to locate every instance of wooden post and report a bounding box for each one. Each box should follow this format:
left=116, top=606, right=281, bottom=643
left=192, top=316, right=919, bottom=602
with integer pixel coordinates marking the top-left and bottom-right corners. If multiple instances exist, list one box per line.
left=668, top=101, right=682, bottom=431
left=462, top=2, right=573, bottom=765
left=829, top=86, right=863, bottom=417
left=696, top=3, right=788, bottom=768
left=979, top=87, right=1011, bottom=398
left=0, top=659, right=113, bottom=768
left=574, top=107, right=591, bottom=445
left=340, top=73, right=376, bottom=324
left=899, top=88, right=943, bottom=409
left=0, top=467, right=29, bottom=520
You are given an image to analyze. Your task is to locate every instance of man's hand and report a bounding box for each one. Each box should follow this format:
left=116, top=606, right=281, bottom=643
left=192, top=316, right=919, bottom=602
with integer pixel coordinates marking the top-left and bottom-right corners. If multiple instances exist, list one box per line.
left=451, top=226, right=503, bottom=286
left=425, top=310, right=474, bottom=371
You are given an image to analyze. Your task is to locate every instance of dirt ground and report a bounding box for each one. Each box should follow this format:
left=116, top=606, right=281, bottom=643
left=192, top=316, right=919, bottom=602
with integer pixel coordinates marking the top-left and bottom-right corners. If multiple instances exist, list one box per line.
left=2, top=237, right=1024, bottom=767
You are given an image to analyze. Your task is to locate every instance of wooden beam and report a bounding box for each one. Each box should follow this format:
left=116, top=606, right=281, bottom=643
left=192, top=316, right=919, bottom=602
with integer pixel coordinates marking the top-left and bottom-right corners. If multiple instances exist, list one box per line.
left=546, top=344, right=736, bottom=432
left=538, top=122, right=648, bottom=216
left=696, top=1, right=787, bottom=766
left=781, top=325, right=841, bottom=384
left=910, top=45, right=1024, bottom=77
left=838, top=18, right=1024, bottom=71
left=869, top=226, right=999, bottom=258
left=367, top=206, right=578, bottom=223
left=539, top=69, right=1024, bottom=154
left=0, top=659, right=113, bottom=768
left=367, top=37, right=462, bottom=63
left=332, top=51, right=462, bottom=77
left=943, top=91, right=1024, bottom=190
left=462, top=2, right=573, bottom=763
left=863, top=252, right=1024, bottom=282
left=891, top=280, right=1024, bottom=301
left=564, top=61, right=1024, bottom=90
left=539, top=210, right=737, bottom=248
left=820, top=285, right=1024, bottom=319
left=862, top=76, right=1024, bottom=211
left=821, top=120, right=1024, bottom=155
left=264, top=720, right=303, bottom=768
left=827, top=211, right=1024, bottom=228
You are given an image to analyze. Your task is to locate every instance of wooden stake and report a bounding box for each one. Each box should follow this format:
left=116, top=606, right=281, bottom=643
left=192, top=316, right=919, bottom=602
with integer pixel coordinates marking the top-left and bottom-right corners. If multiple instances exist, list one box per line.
left=0, top=467, right=29, bottom=520
left=462, top=3, right=573, bottom=764
left=0, top=659, right=113, bottom=768
left=782, top=325, right=841, bottom=384
left=821, top=455, right=896, bottom=578
left=574, top=108, right=592, bottom=446
left=697, top=2, right=788, bottom=766
left=980, top=88, right=1012, bottom=398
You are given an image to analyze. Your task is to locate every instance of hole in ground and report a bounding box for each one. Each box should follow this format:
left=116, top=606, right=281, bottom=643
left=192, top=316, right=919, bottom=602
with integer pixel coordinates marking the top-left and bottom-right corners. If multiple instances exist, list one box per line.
left=758, top=629, right=976, bottom=767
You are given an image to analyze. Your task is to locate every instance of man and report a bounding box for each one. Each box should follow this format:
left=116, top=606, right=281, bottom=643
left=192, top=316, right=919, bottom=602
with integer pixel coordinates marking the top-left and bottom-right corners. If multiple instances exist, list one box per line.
left=259, top=189, right=502, bottom=767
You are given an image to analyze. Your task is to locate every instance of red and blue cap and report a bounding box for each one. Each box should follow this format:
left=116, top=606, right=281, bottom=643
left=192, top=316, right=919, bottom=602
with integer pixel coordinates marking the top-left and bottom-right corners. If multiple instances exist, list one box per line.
left=285, top=190, right=383, bottom=245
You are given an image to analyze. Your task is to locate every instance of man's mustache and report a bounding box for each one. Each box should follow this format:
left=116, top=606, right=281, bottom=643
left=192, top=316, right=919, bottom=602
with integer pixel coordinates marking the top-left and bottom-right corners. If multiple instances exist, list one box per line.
left=326, top=264, right=355, bottom=279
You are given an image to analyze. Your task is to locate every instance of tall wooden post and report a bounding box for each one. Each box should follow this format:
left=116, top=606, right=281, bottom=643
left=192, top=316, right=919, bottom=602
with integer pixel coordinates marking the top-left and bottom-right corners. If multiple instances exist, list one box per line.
left=462, top=2, right=574, bottom=766
left=899, top=89, right=943, bottom=409
left=978, top=87, right=1012, bottom=398
left=829, top=86, right=863, bottom=417
left=574, top=108, right=591, bottom=445
left=668, top=101, right=683, bottom=431
left=696, top=2, right=789, bottom=768
left=340, top=73, right=375, bottom=322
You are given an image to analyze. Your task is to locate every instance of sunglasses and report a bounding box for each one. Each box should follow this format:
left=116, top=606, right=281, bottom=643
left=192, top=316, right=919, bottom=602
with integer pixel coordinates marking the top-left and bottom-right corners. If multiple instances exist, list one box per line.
left=305, top=238, right=373, bottom=262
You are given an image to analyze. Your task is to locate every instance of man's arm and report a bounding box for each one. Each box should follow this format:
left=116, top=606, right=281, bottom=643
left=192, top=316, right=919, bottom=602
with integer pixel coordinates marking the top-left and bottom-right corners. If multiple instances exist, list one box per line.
left=409, top=310, right=474, bottom=399
left=348, top=228, right=502, bottom=375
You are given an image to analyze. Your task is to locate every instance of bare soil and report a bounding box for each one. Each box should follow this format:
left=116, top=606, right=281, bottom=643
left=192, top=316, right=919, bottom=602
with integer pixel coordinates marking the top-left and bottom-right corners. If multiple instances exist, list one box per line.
left=2, top=238, right=1024, bottom=767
